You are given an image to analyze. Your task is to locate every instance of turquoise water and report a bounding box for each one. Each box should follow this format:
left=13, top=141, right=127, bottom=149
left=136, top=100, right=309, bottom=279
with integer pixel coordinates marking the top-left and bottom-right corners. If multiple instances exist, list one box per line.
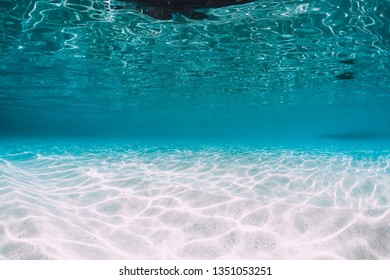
left=1, top=0, right=389, bottom=142
left=1, top=0, right=390, bottom=259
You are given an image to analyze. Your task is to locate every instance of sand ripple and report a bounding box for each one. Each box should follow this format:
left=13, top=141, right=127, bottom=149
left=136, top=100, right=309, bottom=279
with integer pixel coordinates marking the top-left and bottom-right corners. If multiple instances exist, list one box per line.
left=1, top=143, right=390, bottom=259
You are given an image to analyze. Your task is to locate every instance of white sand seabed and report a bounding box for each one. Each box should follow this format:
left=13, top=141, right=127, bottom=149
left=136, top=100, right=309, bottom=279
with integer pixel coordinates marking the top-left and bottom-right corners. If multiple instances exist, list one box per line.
left=1, top=144, right=390, bottom=259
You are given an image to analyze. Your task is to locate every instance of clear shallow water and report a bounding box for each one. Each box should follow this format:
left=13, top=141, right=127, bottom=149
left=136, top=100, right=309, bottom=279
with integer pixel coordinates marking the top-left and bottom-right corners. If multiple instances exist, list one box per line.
left=1, top=140, right=390, bottom=259
left=1, top=0, right=390, bottom=139
left=1, top=0, right=390, bottom=259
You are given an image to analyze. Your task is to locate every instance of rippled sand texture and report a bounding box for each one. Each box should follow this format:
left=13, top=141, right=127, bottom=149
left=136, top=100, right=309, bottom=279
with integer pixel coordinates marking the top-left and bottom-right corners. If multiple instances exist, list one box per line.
left=1, top=144, right=390, bottom=259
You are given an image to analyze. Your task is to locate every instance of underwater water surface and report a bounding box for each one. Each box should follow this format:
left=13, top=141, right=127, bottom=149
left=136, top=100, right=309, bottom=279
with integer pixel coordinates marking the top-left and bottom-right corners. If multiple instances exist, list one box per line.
left=1, top=0, right=390, bottom=259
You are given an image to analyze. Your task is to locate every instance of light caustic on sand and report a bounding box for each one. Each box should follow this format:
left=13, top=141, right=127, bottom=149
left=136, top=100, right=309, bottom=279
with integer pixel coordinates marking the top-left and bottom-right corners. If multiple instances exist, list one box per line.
left=1, top=144, right=390, bottom=259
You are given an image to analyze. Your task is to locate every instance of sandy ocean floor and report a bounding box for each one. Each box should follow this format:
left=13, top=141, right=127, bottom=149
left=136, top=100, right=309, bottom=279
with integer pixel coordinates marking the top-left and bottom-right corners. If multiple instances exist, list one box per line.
left=1, top=142, right=390, bottom=259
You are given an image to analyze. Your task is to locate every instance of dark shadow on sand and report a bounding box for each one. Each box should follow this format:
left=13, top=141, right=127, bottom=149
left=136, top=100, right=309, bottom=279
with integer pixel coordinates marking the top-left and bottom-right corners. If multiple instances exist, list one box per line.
left=319, top=132, right=390, bottom=141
